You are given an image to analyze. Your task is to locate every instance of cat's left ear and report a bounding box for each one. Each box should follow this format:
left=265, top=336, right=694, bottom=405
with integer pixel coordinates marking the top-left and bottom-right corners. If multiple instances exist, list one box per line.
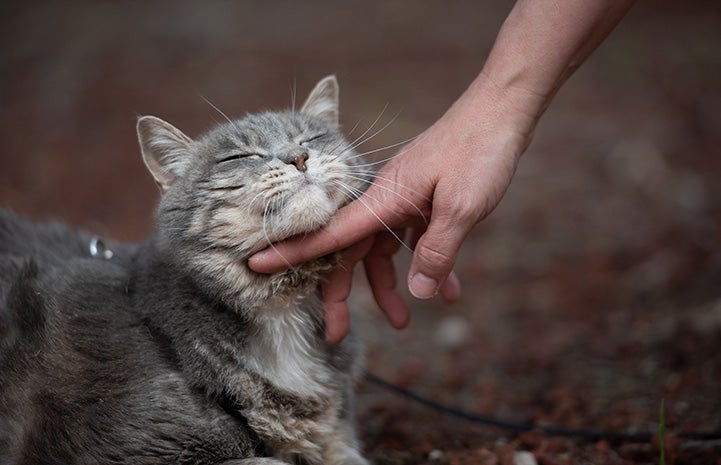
left=300, top=75, right=339, bottom=127
left=137, top=116, right=194, bottom=192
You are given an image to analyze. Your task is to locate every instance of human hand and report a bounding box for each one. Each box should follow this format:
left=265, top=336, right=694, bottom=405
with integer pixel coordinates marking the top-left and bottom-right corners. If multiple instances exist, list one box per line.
left=249, top=77, right=535, bottom=343
left=249, top=0, right=636, bottom=343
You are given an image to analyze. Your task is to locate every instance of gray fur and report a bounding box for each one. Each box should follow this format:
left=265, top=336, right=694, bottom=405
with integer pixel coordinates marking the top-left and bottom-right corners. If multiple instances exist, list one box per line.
left=0, top=76, right=370, bottom=465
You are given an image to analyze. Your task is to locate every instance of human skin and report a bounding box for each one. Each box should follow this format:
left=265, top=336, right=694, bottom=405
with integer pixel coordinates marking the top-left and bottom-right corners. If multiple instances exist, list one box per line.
left=249, top=0, right=637, bottom=343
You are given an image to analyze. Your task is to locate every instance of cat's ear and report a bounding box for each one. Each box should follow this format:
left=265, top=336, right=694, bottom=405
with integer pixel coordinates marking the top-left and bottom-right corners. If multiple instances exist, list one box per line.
left=137, top=116, right=194, bottom=192
left=300, top=75, right=339, bottom=127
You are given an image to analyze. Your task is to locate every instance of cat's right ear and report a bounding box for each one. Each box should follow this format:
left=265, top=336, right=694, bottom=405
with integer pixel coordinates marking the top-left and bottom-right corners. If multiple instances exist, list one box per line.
left=301, top=75, right=339, bottom=127
left=137, top=116, right=194, bottom=192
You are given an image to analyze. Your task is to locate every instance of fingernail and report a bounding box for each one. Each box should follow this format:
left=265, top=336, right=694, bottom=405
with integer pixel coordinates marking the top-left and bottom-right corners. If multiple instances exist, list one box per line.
left=250, top=248, right=272, bottom=261
left=409, top=273, right=438, bottom=299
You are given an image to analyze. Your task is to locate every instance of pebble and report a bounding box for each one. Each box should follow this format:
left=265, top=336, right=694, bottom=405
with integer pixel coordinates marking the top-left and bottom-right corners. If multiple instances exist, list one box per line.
left=434, top=315, right=471, bottom=350
left=513, top=451, right=538, bottom=465
left=428, top=449, right=444, bottom=461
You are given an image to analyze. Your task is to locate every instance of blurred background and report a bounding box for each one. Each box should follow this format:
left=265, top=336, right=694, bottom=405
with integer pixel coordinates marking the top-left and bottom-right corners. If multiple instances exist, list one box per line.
left=2, top=1, right=720, bottom=463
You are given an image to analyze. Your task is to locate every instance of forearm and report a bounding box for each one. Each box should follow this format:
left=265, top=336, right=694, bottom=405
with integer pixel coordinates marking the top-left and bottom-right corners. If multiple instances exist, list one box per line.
left=464, top=0, right=636, bottom=138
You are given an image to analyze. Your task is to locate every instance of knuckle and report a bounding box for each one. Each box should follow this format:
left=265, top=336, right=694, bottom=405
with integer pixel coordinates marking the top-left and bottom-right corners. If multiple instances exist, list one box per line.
left=440, top=187, right=488, bottom=223
left=445, top=199, right=478, bottom=224
left=415, top=241, right=456, bottom=273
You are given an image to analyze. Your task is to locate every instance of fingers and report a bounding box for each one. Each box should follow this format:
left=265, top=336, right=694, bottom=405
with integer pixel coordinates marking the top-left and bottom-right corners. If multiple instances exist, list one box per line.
left=324, top=300, right=351, bottom=345
left=323, top=232, right=412, bottom=344
left=322, top=271, right=354, bottom=345
left=440, top=270, right=462, bottom=303
left=408, top=201, right=476, bottom=300
left=364, top=231, right=411, bottom=329
left=321, top=237, right=374, bottom=344
left=409, top=222, right=463, bottom=302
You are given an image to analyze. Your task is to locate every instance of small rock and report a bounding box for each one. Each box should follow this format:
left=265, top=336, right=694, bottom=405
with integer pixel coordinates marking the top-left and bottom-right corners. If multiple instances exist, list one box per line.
left=428, top=449, right=444, bottom=461
left=513, top=451, right=537, bottom=465
left=434, top=315, right=471, bottom=350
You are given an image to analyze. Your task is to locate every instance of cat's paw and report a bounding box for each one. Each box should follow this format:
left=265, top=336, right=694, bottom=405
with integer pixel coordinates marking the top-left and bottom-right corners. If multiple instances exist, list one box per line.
left=327, top=447, right=370, bottom=465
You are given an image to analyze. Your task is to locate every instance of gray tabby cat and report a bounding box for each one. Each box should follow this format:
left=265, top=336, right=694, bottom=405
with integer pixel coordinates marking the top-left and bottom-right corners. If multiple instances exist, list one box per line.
left=0, top=76, right=370, bottom=465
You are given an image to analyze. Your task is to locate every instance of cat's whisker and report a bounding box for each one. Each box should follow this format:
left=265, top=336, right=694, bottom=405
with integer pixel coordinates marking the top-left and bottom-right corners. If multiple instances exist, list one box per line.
left=200, top=95, right=243, bottom=135
left=317, top=139, right=338, bottom=160
left=290, top=78, right=297, bottom=115
left=261, top=199, right=294, bottom=270
left=344, top=118, right=364, bottom=138
left=345, top=103, right=388, bottom=151
left=322, top=138, right=412, bottom=172
left=347, top=134, right=417, bottom=161
left=333, top=181, right=413, bottom=254
left=347, top=111, right=401, bottom=153
left=319, top=145, right=351, bottom=164
left=343, top=173, right=428, bottom=225
left=321, top=116, right=361, bottom=156
left=346, top=150, right=410, bottom=169
left=332, top=181, right=372, bottom=213
left=323, top=121, right=403, bottom=172
left=346, top=170, right=431, bottom=203
left=325, top=136, right=358, bottom=161
left=324, top=104, right=395, bottom=159
left=247, top=191, right=267, bottom=216
left=347, top=122, right=432, bottom=163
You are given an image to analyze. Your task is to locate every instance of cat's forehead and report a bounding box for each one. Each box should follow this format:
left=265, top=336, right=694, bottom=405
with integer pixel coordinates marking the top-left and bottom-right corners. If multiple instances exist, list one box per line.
left=207, top=111, right=323, bottom=148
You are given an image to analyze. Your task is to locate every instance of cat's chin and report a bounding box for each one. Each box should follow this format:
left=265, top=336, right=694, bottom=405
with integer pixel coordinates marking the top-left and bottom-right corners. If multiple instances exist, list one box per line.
left=268, top=184, right=337, bottom=241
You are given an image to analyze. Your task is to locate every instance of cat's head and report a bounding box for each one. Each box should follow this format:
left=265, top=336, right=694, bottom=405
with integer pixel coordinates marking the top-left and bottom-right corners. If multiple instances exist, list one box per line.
left=137, top=76, right=366, bottom=307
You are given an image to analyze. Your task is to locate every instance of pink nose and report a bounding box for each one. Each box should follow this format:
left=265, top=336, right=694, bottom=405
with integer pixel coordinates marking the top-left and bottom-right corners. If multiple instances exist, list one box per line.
left=287, top=152, right=309, bottom=172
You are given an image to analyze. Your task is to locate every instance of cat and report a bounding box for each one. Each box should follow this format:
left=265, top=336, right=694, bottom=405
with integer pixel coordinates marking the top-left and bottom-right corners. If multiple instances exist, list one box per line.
left=0, top=75, right=371, bottom=465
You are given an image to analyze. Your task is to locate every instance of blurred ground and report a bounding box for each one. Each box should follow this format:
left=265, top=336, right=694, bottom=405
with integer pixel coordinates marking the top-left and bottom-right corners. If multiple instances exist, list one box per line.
left=2, top=1, right=721, bottom=464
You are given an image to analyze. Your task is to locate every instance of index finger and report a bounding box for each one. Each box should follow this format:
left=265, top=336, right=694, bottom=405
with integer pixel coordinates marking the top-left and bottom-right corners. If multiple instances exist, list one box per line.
left=248, top=196, right=390, bottom=273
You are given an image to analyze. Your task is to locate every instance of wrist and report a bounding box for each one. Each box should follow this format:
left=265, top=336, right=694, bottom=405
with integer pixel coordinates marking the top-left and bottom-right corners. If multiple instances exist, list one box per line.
left=456, top=72, right=541, bottom=160
left=471, top=0, right=636, bottom=133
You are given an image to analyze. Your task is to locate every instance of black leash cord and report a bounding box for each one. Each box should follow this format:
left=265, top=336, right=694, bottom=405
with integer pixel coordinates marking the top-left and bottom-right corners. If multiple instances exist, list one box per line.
left=364, top=372, right=721, bottom=443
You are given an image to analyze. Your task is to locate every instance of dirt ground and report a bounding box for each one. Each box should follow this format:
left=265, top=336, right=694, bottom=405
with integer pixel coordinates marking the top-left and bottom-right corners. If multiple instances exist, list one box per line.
left=2, top=1, right=720, bottom=464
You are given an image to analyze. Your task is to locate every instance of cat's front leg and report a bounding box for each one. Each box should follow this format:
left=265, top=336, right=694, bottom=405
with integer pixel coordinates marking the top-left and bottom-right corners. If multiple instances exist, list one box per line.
left=323, top=425, right=370, bottom=465
left=323, top=385, right=370, bottom=465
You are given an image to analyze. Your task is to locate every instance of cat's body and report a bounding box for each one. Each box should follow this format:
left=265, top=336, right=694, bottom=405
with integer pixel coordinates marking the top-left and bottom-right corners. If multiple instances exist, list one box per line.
left=0, top=76, right=370, bottom=465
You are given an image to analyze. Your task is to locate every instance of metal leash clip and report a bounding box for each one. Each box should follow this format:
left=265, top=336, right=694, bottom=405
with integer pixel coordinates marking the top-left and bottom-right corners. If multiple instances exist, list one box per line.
left=89, top=236, right=114, bottom=260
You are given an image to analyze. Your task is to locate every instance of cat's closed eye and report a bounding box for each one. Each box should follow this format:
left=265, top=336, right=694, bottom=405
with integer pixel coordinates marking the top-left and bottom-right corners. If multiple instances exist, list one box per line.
left=218, top=153, right=263, bottom=163
left=300, top=134, right=326, bottom=146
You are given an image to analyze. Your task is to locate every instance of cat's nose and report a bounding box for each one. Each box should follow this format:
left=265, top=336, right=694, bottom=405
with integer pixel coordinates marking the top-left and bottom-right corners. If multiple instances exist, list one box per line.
left=286, top=152, right=309, bottom=172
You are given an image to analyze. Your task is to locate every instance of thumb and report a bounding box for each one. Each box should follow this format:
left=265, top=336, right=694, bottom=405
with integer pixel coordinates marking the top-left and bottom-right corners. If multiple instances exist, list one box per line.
left=407, top=206, right=476, bottom=300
